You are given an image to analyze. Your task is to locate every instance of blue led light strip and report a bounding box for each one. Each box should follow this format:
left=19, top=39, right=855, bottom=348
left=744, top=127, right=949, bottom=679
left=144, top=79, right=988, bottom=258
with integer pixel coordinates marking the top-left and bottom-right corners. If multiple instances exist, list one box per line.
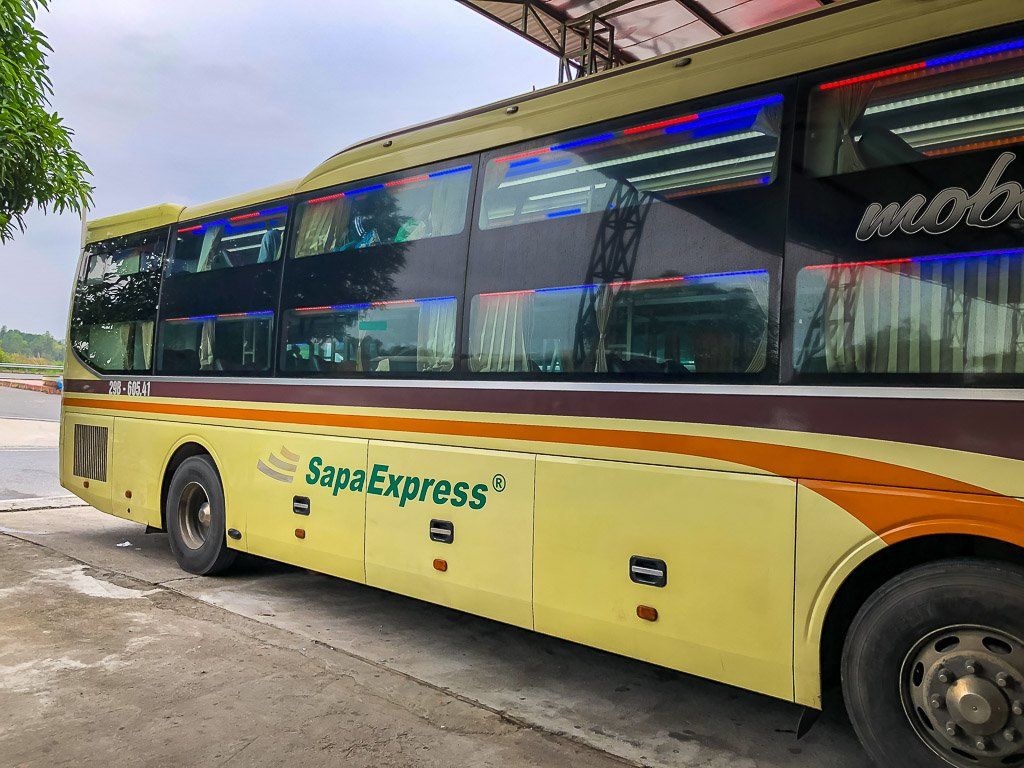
left=493, top=93, right=783, bottom=165
left=479, top=269, right=768, bottom=299
left=805, top=247, right=1024, bottom=272
left=292, top=296, right=457, bottom=314
left=165, top=310, right=274, bottom=323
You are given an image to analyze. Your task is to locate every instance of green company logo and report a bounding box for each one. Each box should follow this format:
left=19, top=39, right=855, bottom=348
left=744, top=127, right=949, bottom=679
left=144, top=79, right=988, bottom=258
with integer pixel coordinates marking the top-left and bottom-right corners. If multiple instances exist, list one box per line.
left=305, top=457, right=494, bottom=510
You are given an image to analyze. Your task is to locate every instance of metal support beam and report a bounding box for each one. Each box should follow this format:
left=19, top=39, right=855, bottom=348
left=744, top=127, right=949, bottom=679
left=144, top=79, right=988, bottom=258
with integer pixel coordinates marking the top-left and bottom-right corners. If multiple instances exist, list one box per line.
left=673, top=0, right=732, bottom=35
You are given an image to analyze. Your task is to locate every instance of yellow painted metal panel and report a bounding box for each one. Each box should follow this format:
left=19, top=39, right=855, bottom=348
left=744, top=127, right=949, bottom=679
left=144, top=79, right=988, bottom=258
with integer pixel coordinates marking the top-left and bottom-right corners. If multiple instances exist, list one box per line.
left=59, top=412, right=113, bottom=512
left=110, top=417, right=164, bottom=528
left=85, top=204, right=184, bottom=244
left=792, top=484, right=884, bottom=707
left=534, top=455, right=797, bottom=700
left=365, top=441, right=535, bottom=629
left=178, top=180, right=299, bottom=223
left=243, top=434, right=368, bottom=583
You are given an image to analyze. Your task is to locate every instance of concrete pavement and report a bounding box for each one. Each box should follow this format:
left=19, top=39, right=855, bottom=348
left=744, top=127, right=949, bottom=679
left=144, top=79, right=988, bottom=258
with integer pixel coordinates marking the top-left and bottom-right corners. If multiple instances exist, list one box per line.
left=0, top=503, right=870, bottom=768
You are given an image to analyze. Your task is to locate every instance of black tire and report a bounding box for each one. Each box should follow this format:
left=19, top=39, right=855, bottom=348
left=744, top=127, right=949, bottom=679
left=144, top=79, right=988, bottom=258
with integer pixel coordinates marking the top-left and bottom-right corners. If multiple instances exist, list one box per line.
left=165, top=455, right=238, bottom=576
left=842, top=558, right=1024, bottom=768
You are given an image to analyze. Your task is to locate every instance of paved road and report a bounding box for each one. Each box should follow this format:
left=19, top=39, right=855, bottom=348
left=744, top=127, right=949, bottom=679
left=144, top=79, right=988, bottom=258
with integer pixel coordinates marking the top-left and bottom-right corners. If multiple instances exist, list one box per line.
left=0, top=385, right=60, bottom=421
left=0, top=387, right=63, bottom=501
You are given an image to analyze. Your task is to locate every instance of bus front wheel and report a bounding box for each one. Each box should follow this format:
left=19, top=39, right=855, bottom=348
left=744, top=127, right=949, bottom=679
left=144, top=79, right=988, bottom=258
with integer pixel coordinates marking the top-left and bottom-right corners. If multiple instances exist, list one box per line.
left=843, top=558, right=1024, bottom=768
left=165, top=455, right=238, bottom=576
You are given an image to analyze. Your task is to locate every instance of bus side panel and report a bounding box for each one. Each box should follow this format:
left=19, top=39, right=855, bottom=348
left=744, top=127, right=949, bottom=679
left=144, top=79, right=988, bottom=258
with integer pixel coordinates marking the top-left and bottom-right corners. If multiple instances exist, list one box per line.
left=792, top=484, right=884, bottom=708
left=237, top=432, right=368, bottom=583
left=60, top=410, right=114, bottom=512
left=534, top=456, right=797, bottom=701
left=109, top=416, right=165, bottom=527
left=364, top=441, right=535, bottom=629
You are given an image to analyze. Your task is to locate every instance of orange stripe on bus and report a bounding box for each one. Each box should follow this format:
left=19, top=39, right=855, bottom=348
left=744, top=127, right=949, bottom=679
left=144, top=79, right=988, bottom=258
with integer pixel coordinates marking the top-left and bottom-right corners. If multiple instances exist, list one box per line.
left=63, top=395, right=1024, bottom=543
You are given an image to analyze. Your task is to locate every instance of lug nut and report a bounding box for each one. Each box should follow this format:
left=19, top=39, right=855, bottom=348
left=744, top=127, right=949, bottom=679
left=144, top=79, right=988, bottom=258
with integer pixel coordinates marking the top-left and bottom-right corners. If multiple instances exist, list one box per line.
left=1013, top=701, right=1023, bottom=716
left=965, top=659, right=978, bottom=675
left=931, top=694, right=945, bottom=709
left=1005, top=729, right=1017, bottom=743
left=945, top=721, right=959, bottom=738
left=938, top=668, right=953, bottom=684
left=975, top=737, right=988, bottom=751
left=997, top=672, right=1011, bottom=688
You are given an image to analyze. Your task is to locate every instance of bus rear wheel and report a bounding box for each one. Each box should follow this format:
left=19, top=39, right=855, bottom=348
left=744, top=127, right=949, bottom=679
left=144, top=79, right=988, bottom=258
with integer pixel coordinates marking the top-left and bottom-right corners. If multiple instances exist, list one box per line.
left=166, top=455, right=238, bottom=576
left=843, top=559, right=1024, bottom=768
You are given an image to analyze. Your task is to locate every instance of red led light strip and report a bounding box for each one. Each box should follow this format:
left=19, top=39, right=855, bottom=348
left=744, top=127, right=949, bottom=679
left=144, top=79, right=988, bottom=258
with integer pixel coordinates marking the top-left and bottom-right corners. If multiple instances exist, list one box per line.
left=306, top=191, right=346, bottom=205
left=818, top=62, right=927, bottom=91
left=385, top=174, right=429, bottom=188
left=924, top=134, right=1024, bottom=157
left=228, top=211, right=262, bottom=223
left=623, top=113, right=698, bottom=136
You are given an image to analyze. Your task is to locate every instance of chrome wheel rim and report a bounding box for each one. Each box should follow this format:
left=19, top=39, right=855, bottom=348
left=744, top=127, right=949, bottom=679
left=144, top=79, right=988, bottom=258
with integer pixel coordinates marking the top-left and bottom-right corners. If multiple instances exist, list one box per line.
left=901, top=625, right=1024, bottom=767
left=176, top=481, right=212, bottom=550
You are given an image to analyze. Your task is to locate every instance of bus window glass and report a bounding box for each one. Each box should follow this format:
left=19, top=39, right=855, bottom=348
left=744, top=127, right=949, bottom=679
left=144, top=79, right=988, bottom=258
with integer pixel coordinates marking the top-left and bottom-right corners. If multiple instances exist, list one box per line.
left=805, top=37, right=1024, bottom=176
left=169, top=206, right=288, bottom=274
left=158, top=312, right=274, bottom=374
left=793, top=249, right=1024, bottom=376
left=478, top=94, right=783, bottom=229
left=469, top=269, right=769, bottom=375
left=71, top=231, right=165, bottom=373
left=293, top=164, right=472, bottom=258
left=283, top=296, right=456, bottom=374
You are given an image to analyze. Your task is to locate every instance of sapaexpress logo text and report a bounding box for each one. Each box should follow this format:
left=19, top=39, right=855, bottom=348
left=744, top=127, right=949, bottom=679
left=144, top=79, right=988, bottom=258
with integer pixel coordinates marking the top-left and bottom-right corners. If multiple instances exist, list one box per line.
left=305, top=457, right=491, bottom=509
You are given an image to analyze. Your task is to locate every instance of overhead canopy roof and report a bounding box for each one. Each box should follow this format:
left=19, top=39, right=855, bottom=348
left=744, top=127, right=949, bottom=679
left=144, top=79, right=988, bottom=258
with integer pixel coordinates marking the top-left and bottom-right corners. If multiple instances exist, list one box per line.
left=456, top=0, right=834, bottom=74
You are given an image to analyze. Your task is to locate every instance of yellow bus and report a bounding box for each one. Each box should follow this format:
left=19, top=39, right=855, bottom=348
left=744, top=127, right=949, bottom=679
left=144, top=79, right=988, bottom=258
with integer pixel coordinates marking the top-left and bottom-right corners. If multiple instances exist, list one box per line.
left=61, top=1, right=1024, bottom=765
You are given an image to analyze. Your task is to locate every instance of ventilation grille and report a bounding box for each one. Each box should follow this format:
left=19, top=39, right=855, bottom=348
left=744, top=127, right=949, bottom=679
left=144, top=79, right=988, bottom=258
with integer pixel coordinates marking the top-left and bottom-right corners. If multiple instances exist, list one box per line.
left=73, top=424, right=108, bottom=481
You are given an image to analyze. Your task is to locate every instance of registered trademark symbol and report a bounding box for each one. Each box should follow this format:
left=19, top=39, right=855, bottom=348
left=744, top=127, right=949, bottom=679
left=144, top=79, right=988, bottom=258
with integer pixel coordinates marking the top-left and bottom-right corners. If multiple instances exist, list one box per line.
left=491, top=474, right=506, bottom=493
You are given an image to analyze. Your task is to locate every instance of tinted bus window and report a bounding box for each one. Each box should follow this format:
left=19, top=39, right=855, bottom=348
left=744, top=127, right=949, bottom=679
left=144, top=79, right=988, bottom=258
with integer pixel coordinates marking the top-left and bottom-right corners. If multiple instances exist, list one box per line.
left=158, top=312, right=274, bottom=374
left=70, top=230, right=166, bottom=373
left=292, top=163, right=472, bottom=258
left=283, top=296, right=456, bottom=374
left=794, top=250, right=1024, bottom=376
left=469, top=270, right=770, bottom=374
left=788, top=34, right=1024, bottom=385
left=805, top=36, right=1024, bottom=176
left=479, top=93, right=783, bottom=229
left=281, top=158, right=475, bottom=377
left=467, top=88, right=789, bottom=380
left=168, top=205, right=287, bottom=275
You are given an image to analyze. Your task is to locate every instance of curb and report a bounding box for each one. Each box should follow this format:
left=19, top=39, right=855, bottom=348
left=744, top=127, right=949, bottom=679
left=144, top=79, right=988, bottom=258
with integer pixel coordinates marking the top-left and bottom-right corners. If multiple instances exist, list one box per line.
left=0, top=379, right=60, bottom=395
left=0, top=496, right=88, bottom=513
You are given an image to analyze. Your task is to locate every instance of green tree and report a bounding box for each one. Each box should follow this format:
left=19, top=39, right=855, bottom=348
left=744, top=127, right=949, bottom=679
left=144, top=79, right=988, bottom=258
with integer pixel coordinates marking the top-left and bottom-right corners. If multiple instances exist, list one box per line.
left=0, top=0, right=91, bottom=242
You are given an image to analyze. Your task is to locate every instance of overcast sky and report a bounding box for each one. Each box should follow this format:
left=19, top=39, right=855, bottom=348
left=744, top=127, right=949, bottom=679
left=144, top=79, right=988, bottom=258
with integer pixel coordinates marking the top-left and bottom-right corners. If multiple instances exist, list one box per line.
left=0, top=0, right=554, bottom=337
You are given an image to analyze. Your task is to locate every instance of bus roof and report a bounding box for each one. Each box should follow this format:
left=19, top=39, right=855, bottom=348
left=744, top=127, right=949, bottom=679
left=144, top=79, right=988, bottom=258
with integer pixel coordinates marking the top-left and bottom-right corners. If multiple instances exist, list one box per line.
left=84, top=0, right=1017, bottom=245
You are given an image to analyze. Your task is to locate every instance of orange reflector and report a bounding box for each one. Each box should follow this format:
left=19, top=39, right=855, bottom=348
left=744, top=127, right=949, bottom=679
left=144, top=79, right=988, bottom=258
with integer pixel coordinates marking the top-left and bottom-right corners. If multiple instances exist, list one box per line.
left=433, top=558, right=447, bottom=572
left=295, top=528, right=306, bottom=539
left=636, top=605, right=658, bottom=622
left=83, top=480, right=90, bottom=489
left=125, top=490, right=132, bottom=499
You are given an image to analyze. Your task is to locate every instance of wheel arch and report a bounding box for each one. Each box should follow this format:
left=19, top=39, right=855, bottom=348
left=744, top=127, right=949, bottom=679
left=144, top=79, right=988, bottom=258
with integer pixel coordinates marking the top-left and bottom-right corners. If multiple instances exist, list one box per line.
left=159, top=438, right=223, bottom=531
left=818, top=533, right=1024, bottom=709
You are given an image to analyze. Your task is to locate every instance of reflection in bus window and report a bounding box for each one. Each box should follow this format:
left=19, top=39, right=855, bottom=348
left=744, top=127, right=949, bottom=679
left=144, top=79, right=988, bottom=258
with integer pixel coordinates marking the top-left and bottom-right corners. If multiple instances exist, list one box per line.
left=169, top=206, right=288, bottom=274
left=806, top=37, right=1024, bottom=176
left=469, top=269, right=769, bottom=375
left=282, top=296, right=456, bottom=374
left=158, top=312, right=274, bottom=374
left=292, top=164, right=472, bottom=258
left=478, top=94, right=783, bottom=229
left=793, top=248, right=1024, bottom=376
left=73, top=321, right=154, bottom=372
left=71, top=230, right=166, bottom=373
left=83, top=242, right=162, bottom=284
